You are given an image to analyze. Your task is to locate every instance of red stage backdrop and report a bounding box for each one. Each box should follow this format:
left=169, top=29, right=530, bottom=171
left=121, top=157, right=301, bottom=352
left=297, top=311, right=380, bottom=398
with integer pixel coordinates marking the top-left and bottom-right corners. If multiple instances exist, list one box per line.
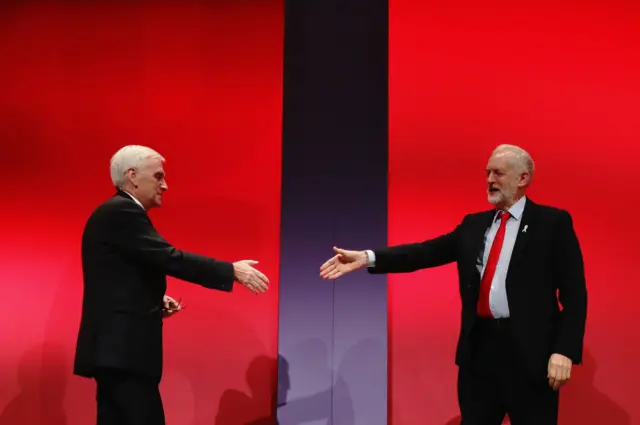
left=0, top=3, right=282, bottom=425
left=389, top=1, right=639, bottom=424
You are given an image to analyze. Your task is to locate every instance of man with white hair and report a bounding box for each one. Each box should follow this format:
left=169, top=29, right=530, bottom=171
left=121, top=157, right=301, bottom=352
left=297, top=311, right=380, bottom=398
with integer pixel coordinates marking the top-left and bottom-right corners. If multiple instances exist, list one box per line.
left=320, top=144, right=587, bottom=425
left=74, top=145, right=270, bottom=425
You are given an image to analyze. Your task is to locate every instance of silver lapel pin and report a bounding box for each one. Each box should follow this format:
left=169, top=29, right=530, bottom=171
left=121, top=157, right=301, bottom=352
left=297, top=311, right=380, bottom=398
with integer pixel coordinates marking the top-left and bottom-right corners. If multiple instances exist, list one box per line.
left=522, top=224, right=528, bottom=233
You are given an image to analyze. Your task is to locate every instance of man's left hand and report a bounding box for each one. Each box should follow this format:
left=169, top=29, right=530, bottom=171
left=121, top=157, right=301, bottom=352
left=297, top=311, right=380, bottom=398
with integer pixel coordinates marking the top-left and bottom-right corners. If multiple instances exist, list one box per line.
left=547, top=353, right=572, bottom=390
left=163, top=295, right=184, bottom=318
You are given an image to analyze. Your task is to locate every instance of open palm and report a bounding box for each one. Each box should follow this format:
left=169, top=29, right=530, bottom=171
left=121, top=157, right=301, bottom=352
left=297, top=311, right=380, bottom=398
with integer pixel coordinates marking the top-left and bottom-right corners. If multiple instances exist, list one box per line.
left=319, top=247, right=367, bottom=280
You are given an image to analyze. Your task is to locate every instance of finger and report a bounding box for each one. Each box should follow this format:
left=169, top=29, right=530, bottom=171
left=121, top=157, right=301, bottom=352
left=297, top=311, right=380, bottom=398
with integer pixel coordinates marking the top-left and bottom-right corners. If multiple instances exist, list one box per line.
left=319, top=263, right=332, bottom=273
left=320, top=264, right=337, bottom=277
left=333, top=246, right=351, bottom=257
left=257, top=276, right=268, bottom=291
left=556, top=368, right=565, bottom=382
left=320, top=256, right=338, bottom=271
left=325, top=269, right=339, bottom=279
left=330, top=266, right=345, bottom=277
left=243, top=260, right=259, bottom=265
left=254, top=270, right=270, bottom=285
left=554, top=378, right=564, bottom=390
left=245, top=282, right=257, bottom=294
left=320, top=271, right=334, bottom=279
left=320, top=263, right=336, bottom=275
left=252, top=278, right=268, bottom=293
left=320, top=269, right=333, bottom=279
left=249, top=280, right=260, bottom=294
left=325, top=270, right=343, bottom=280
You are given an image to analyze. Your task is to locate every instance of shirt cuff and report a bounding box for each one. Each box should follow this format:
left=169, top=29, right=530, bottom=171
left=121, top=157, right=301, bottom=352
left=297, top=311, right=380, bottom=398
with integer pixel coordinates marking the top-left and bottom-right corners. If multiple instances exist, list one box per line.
left=365, top=250, right=376, bottom=267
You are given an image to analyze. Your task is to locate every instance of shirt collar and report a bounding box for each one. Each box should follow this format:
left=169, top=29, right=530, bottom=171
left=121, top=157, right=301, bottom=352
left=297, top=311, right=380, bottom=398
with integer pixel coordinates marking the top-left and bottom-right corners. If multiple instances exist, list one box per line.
left=494, top=195, right=526, bottom=222
left=123, top=191, right=145, bottom=211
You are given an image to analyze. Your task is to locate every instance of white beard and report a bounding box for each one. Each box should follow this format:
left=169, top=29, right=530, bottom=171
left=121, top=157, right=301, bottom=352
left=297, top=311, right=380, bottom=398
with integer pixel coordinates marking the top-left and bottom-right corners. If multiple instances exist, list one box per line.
left=487, top=191, right=502, bottom=205
left=487, top=186, right=517, bottom=206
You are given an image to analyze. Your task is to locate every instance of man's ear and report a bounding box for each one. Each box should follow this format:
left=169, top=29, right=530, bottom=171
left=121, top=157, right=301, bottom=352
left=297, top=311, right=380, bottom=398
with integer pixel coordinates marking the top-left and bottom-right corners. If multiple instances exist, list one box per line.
left=126, top=168, right=137, bottom=185
left=127, top=168, right=137, bottom=178
left=518, top=171, right=531, bottom=187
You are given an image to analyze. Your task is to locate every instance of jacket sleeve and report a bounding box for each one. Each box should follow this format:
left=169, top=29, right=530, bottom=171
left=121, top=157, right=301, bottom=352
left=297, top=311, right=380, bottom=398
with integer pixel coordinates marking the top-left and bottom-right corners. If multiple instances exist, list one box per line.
left=551, top=210, right=587, bottom=363
left=368, top=224, right=460, bottom=274
left=109, top=202, right=235, bottom=292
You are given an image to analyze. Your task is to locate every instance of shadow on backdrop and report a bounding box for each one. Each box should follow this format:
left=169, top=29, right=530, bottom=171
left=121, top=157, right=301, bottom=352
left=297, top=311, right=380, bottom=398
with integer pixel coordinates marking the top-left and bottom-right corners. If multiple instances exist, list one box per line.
left=558, top=349, right=629, bottom=425
left=277, top=337, right=353, bottom=425
left=277, top=337, right=387, bottom=425
left=335, top=338, right=385, bottom=425
left=215, top=355, right=278, bottom=425
left=443, top=348, right=630, bottom=425
left=0, top=343, right=68, bottom=425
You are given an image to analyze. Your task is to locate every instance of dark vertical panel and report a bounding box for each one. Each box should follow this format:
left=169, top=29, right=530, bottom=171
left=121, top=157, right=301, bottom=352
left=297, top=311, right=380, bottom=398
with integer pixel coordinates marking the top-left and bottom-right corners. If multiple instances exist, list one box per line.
left=278, top=0, right=388, bottom=424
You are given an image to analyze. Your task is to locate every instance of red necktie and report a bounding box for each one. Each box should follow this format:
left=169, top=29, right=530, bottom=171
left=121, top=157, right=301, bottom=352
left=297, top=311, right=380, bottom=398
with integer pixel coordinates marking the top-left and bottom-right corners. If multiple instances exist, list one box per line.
left=477, top=211, right=511, bottom=318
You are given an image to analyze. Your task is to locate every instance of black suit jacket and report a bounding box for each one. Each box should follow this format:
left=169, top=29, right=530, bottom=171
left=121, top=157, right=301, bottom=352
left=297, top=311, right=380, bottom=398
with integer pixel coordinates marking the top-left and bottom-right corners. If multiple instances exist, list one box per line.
left=74, top=191, right=235, bottom=381
left=369, top=199, right=587, bottom=378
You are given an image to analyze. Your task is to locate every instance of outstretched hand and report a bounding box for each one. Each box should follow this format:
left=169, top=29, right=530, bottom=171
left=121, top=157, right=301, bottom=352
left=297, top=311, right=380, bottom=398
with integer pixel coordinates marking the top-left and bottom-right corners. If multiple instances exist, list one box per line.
left=319, top=247, right=368, bottom=280
left=233, top=260, right=269, bottom=294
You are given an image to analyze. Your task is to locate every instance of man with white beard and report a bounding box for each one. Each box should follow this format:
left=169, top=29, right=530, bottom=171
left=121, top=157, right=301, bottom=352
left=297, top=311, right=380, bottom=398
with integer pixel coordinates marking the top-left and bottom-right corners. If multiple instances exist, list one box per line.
left=320, top=144, right=587, bottom=425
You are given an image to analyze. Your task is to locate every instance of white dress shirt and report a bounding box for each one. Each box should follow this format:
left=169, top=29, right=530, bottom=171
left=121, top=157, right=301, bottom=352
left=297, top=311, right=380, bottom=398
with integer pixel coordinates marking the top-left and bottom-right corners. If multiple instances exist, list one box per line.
left=477, top=196, right=526, bottom=318
left=365, top=196, right=527, bottom=318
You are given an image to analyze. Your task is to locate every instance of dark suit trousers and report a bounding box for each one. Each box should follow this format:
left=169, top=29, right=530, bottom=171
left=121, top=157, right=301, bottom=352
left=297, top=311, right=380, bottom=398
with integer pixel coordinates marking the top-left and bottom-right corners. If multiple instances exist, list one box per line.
left=95, top=367, right=165, bottom=425
left=458, top=318, right=559, bottom=425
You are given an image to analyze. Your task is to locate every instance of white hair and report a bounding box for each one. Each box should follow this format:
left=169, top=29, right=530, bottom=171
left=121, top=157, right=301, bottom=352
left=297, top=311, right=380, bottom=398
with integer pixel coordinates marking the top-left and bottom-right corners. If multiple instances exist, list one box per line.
left=492, top=144, right=535, bottom=178
left=110, top=145, right=164, bottom=189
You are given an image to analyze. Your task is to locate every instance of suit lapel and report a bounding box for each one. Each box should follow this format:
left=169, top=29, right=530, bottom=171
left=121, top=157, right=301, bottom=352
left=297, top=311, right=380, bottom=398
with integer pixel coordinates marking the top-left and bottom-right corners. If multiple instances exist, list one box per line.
left=506, top=199, right=537, bottom=280
left=470, top=210, right=496, bottom=282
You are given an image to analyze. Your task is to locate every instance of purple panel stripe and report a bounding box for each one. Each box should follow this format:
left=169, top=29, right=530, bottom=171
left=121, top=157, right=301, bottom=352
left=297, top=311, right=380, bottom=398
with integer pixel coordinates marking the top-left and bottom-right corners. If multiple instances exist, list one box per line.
left=278, top=0, right=388, bottom=423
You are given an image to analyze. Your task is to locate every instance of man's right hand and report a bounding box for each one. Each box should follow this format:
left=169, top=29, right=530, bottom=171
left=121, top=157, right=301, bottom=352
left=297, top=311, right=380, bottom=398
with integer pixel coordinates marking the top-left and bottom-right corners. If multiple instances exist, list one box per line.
left=319, top=246, right=368, bottom=280
left=233, top=260, right=269, bottom=294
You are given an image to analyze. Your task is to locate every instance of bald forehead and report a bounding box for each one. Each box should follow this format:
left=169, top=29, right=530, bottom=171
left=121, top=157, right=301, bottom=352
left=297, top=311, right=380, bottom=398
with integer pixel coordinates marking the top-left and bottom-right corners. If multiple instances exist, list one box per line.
left=489, top=148, right=532, bottom=173
left=488, top=151, right=517, bottom=168
left=138, top=157, right=165, bottom=181
left=141, top=156, right=164, bottom=170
